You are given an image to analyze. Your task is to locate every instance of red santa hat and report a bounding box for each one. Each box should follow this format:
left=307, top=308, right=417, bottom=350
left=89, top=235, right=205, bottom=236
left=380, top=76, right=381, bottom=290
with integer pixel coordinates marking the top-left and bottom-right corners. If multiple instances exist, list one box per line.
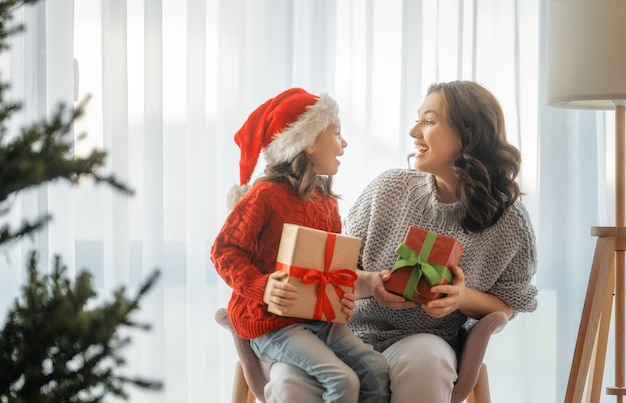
left=227, top=87, right=339, bottom=209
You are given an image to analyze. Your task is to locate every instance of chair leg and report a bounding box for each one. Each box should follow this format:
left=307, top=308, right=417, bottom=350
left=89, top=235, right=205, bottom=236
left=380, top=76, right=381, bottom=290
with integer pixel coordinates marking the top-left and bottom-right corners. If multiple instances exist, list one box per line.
left=232, top=361, right=256, bottom=403
left=468, top=363, right=491, bottom=403
left=247, top=389, right=257, bottom=403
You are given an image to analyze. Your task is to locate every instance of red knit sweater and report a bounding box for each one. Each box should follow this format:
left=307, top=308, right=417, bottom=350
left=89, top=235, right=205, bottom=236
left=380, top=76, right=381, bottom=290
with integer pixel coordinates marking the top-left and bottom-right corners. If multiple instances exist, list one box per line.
left=211, top=181, right=342, bottom=339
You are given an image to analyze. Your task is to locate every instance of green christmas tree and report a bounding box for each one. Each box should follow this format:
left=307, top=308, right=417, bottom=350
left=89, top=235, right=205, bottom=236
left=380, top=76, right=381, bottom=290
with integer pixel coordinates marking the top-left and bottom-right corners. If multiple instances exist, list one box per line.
left=0, top=0, right=162, bottom=401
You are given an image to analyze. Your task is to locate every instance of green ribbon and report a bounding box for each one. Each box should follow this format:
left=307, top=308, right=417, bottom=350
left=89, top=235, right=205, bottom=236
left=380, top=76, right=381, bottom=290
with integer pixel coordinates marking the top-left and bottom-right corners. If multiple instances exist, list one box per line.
left=390, top=231, right=454, bottom=301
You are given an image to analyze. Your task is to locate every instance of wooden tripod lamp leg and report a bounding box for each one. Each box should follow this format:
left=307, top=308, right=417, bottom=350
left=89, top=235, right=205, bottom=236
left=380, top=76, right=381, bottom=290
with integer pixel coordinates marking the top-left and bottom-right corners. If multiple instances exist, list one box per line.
left=565, top=234, right=618, bottom=402
left=587, top=259, right=616, bottom=402
left=609, top=250, right=626, bottom=401
left=614, top=106, right=626, bottom=402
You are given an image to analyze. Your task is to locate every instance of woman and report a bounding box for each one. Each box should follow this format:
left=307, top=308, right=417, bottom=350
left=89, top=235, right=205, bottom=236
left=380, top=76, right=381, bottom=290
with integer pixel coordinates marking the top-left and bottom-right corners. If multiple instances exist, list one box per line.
left=265, top=80, right=538, bottom=403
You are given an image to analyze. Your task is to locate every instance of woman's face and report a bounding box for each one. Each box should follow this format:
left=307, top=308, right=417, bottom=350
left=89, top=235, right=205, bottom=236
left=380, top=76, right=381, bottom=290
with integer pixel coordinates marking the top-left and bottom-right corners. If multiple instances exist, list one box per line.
left=306, top=119, right=347, bottom=175
left=409, top=92, right=462, bottom=182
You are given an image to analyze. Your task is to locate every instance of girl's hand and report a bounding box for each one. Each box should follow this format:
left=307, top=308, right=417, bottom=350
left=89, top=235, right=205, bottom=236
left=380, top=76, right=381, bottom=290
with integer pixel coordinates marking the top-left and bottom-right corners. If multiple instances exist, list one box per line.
left=263, top=271, right=299, bottom=315
left=340, top=290, right=356, bottom=320
left=421, top=265, right=466, bottom=318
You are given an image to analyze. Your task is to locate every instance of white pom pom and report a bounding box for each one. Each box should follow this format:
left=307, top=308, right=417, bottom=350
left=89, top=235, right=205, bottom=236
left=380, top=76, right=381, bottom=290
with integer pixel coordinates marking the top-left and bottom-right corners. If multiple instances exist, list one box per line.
left=226, top=184, right=250, bottom=210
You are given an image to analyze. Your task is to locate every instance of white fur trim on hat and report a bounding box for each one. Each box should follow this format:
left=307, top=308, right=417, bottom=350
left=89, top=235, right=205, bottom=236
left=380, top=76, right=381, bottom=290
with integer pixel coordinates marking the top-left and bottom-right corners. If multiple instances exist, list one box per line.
left=264, top=93, right=339, bottom=165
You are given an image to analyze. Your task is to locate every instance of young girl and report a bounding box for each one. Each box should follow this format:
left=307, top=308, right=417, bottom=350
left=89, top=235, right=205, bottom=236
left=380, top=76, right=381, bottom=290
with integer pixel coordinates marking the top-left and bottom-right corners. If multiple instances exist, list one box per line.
left=211, top=88, right=390, bottom=403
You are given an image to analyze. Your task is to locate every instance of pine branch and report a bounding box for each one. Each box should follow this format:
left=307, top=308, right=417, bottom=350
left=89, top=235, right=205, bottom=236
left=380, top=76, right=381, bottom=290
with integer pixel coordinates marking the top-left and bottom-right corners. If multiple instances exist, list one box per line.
left=0, top=94, right=135, bottom=247
left=0, top=215, right=51, bottom=247
left=0, top=252, right=162, bottom=402
left=0, top=96, right=134, bottom=201
left=0, top=0, right=134, bottom=247
left=0, top=2, right=164, bottom=401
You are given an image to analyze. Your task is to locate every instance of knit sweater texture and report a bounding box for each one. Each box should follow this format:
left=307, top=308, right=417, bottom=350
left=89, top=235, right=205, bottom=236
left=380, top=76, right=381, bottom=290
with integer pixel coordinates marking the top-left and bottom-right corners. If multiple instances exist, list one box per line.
left=211, top=180, right=342, bottom=339
left=344, top=169, right=538, bottom=352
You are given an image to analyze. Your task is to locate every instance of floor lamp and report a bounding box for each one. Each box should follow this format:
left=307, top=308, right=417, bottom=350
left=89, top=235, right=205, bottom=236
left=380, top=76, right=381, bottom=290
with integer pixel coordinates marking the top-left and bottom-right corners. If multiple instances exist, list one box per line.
left=547, top=1, right=626, bottom=402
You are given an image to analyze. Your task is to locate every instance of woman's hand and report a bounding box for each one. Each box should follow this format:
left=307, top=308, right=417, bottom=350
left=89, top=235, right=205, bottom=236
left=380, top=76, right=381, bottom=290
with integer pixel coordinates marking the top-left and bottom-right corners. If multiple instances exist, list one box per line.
left=369, top=270, right=416, bottom=310
left=421, top=265, right=467, bottom=318
left=422, top=265, right=513, bottom=319
left=263, top=271, right=298, bottom=315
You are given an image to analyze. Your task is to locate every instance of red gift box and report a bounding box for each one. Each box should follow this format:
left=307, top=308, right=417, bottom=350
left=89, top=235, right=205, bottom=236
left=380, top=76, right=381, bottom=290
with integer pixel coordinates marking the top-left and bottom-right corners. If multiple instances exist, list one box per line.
left=268, top=223, right=361, bottom=323
left=384, top=226, right=463, bottom=304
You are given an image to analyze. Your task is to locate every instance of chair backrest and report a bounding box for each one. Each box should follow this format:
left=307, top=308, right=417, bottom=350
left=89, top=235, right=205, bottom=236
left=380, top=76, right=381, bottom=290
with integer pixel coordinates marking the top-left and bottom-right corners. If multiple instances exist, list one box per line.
left=216, top=308, right=508, bottom=403
left=215, top=308, right=269, bottom=402
left=450, top=311, right=509, bottom=403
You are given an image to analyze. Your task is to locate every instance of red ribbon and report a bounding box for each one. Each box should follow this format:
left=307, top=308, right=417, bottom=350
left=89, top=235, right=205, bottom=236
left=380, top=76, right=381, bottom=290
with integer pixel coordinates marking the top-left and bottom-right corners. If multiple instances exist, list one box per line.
left=275, top=233, right=357, bottom=321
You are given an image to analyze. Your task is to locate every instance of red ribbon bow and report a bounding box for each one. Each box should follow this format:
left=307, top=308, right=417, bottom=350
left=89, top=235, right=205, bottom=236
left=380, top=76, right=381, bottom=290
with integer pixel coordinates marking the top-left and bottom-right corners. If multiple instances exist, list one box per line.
left=275, top=233, right=357, bottom=321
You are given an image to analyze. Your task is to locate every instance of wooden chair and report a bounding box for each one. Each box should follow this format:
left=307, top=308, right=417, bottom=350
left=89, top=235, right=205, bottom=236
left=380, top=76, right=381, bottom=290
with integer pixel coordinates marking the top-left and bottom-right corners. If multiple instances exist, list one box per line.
left=215, top=308, right=508, bottom=403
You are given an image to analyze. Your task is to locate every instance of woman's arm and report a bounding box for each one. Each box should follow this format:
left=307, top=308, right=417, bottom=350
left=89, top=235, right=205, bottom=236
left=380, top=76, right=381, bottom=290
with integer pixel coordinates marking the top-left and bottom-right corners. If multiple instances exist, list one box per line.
left=354, top=269, right=376, bottom=298
left=456, top=288, right=513, bottom=319
left=354, top=269, right=416, bottom=309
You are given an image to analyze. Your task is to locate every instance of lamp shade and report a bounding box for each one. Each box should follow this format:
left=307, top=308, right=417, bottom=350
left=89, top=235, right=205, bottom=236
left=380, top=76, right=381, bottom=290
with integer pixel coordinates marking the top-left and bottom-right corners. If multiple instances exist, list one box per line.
left=547, top=0, right=626, bottom=109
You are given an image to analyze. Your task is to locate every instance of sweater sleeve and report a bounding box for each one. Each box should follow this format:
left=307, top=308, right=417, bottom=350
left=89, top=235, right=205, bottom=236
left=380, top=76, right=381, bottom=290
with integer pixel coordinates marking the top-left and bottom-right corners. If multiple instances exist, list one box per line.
left=487, top=200, right=539, bottom=314
left=210, top=189, right=273, bottom=304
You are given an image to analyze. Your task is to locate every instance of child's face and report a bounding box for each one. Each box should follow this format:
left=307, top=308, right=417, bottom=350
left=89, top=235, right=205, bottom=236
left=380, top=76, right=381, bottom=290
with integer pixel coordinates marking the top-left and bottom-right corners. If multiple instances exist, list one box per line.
left=305, top=119, right=346, bottom=176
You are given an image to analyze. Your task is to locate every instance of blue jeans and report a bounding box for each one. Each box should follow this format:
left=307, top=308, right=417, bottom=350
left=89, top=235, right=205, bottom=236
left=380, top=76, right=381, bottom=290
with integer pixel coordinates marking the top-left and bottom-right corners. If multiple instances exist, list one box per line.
left=251, top=321, right=390, bottom=403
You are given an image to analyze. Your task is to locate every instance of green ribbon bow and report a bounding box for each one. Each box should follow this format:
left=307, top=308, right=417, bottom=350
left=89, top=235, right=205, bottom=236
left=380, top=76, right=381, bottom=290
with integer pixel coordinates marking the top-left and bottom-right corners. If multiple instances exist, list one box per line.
left=390, top=231, right=454, bottom=301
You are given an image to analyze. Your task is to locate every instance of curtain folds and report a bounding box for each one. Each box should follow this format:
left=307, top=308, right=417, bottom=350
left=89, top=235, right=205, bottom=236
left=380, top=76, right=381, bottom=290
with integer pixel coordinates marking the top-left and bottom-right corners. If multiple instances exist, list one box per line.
left=0, top=0, right=614, bottom=402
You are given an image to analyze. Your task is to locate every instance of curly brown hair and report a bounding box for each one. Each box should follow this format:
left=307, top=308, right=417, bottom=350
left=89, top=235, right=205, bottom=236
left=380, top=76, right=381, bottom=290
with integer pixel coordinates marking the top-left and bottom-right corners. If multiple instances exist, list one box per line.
left=427, top=81, right=522, bottom=232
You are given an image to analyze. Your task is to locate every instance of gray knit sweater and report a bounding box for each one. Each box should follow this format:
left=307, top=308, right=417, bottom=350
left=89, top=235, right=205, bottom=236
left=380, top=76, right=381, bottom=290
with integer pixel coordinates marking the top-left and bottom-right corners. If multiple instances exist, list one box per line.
left=344, top=169, right=538, bottom=352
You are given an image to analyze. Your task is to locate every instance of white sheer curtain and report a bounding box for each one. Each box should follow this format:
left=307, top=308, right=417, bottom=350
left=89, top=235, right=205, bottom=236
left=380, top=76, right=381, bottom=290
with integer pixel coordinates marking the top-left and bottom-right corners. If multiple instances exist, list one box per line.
left=0, top=0, right=616, bottom=402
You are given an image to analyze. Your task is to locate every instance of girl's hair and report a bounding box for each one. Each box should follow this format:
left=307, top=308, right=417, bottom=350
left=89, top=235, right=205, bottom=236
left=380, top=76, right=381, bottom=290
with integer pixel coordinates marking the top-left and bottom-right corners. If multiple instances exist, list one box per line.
left=255, top=151, right=338, bottom=200
left=427, top=81, right=521, bottom=233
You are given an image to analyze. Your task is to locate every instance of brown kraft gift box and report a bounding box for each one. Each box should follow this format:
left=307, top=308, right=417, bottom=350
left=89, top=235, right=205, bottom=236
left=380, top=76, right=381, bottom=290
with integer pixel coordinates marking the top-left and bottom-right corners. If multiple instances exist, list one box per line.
left=269, top=223, right=361, bottom=323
